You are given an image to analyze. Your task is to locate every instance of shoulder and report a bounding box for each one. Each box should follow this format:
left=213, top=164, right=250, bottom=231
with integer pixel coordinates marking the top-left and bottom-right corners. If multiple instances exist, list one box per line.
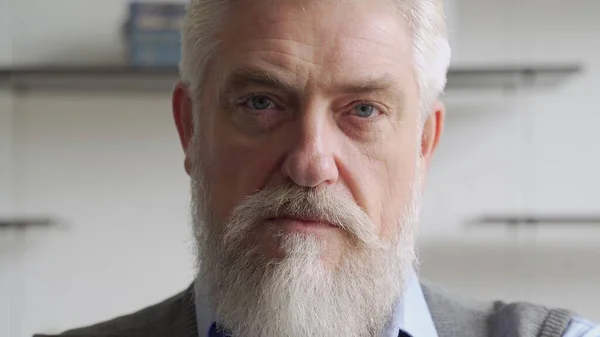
left=421, top=281, right=581, bottom=337
left=421, top=281, right=496, bottom=337
left=33, top=285, right=196, bottom=337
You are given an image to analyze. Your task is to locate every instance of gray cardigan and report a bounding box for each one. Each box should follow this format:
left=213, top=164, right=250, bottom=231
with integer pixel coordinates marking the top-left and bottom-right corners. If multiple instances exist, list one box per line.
left=34, top=282, right=572, bottom=337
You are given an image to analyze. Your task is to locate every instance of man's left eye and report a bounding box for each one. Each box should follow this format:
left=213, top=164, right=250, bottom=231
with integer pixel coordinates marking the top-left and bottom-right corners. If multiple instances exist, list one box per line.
left=243, top=95, right=277, bottom=110
left=351, top=104, right=381, bottom=118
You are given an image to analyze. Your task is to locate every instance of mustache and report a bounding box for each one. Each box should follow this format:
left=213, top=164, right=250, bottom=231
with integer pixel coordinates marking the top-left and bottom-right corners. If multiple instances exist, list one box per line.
left=223, top=184, right=380, bottom=247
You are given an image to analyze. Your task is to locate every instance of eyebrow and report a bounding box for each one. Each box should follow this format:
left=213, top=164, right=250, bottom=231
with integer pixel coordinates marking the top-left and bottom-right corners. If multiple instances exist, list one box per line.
left=339, top=74, right=398, bottom=95
left=221, top=67, right=297, bottom=97
left=339, top=74, right=406, bottom=108
left=221, top=66, right=402, bottom=100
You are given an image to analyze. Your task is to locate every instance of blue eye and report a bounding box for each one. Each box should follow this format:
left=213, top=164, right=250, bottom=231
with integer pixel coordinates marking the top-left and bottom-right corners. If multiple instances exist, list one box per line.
left=352, top=104, right=379, bottom=118
left=244, top=95, right=276, bottom=110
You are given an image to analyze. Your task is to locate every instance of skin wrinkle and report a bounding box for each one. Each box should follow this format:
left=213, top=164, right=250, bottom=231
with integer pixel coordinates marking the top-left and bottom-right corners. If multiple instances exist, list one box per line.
left=181, top=0, right=450, bottom=120
left=221, top=66, right=404, bottom=112
left=232, top=42, right=408, bottom=86
left=222, top=76, right=405, bottom=126
left=246, top=50, right=317, bottom=69
left=251, top=37, right=326, bottom=49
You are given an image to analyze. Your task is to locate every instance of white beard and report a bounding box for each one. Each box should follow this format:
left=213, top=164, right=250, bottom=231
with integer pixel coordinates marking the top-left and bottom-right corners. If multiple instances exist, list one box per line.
left=190, top=143, right=422, bottom=337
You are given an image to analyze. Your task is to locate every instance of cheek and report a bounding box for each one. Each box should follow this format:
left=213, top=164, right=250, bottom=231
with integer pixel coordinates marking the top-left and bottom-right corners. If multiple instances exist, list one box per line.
left=348, top=126, right=421, bottom=240
left=382, top=141, right=421, bottom=237
left=202, top=130, right=284, bottom=221
left=383, top=159, right=419, bottom=232
left=198, top=84, right=279, bottom=221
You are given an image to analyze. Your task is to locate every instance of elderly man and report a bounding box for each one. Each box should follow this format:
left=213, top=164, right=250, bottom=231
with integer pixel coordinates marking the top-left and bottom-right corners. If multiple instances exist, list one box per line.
left=37, top=0, right=599, bottom=336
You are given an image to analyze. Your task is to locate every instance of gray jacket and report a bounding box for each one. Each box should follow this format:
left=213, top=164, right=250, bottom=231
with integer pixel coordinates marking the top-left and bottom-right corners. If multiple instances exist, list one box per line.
left=34, top=282, right=573, bottom=337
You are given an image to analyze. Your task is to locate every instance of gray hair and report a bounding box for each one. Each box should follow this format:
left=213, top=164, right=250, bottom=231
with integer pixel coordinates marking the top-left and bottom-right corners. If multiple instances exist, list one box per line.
left=179, top=0, right=451, bottom=117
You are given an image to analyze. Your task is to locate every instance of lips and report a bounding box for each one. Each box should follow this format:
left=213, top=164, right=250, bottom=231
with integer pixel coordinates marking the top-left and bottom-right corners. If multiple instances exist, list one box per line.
left=266, top=216, right=339, bottom=230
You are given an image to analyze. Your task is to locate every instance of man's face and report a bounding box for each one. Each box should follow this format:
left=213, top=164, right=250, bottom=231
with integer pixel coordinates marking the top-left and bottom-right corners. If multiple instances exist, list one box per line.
left=185, top=0, right=440, bottom=262
left=173, top=0, right=444, bottom=335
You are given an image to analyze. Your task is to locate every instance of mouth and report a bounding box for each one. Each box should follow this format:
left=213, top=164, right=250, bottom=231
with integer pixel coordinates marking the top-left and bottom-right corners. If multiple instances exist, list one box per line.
left=266, top=216, right=339, bottom=232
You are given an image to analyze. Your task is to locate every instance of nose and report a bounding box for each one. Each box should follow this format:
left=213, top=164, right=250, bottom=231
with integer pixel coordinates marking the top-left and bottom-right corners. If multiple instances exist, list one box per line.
left=281, top=118, right=339, bottom=188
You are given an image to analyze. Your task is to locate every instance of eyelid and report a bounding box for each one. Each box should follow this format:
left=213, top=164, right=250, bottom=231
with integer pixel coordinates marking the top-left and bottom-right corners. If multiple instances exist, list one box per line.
left=236, top=93, right=287, bottom=113
left=236, top=93, right=280, bottom=106
left=347, top=100, right=388, bottom=117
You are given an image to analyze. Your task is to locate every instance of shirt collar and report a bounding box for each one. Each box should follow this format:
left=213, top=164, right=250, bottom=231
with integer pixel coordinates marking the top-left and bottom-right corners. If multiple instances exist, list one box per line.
left=384, top=273, right=439, bottom=337
left=194, top=280, right=215, bottom=337
left=195, top=273, right=438, bottom=337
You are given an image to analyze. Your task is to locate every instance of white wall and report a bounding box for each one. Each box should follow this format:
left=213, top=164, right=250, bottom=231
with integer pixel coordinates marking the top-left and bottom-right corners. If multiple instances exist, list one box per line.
left=0, top=0, right=13, bottom=65
left=0, top=0, right=15, bottom=210
left=418, top=0, right=600, bottom=322
left=0, top=94, right=15, bottom=215
left=421, top=0, right=600, bottom=238
left=11, top=0, right=152, bottom=66
left=0, top=1, right=194, bottom=336
left=0, top=92, right=17, bottom=337
left=0, top=0, right=599, bottom=336
left=0, top=0, right=16, bottom=333
left=13, top=91, right=194, bottom=336
left=420, top=238, right=600, bottom=321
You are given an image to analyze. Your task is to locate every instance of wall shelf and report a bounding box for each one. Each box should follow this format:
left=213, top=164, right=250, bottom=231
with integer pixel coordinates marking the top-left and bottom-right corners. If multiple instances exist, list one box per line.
left=0, top=216, right=54, bottom=230
left=446, top=64, right=582, bottom=89
left=0, top=66, right=179, bottom=92
left=468, top=214, right=600, bottom=227
left=0, top=64, right=583, bottom=92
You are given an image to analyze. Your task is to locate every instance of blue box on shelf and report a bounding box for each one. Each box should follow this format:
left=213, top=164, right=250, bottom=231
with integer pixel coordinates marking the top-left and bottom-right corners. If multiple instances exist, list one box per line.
left=124, top=2, right=186, bottom=67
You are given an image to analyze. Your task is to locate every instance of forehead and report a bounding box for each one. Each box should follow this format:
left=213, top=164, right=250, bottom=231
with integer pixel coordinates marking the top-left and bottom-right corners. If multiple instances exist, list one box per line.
left=213, top=0, right=416, bottom=92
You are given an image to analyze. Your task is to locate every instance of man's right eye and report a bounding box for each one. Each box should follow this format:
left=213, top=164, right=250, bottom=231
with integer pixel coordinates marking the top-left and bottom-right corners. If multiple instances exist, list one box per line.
left=243, top=95, right=277, bottom=110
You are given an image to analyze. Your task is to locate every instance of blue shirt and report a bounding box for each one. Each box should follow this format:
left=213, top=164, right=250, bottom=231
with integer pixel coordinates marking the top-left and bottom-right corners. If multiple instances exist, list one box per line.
left=194, top=275, right=599, bottom=337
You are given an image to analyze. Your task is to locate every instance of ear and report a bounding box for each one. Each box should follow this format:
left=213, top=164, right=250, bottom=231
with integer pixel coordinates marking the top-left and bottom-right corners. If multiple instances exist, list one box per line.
left=420, top=100, right=445, bottom=168
left=172, top=81, right=194, bottom=176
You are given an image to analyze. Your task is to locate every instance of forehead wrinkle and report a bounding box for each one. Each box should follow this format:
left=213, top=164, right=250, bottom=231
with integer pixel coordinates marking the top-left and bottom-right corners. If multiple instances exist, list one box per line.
left=246, top=48, right=317, bottom=71
left=221, top=65, right=299, bottom=96
left=323, top=31, right=409, bottom=72
left=339, top=74, right=396, bottom=92
left=217, top=0, right=415, bottom=100
left=247, top=36, right=325, bottom=50
left=234, top=38, right=322, bottom=78
left=221, top=48, right=319, bottom=91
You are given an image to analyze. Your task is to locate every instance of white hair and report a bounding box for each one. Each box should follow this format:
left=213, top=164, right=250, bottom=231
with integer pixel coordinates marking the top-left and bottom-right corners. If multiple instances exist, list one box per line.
left=179, top=0, right=451, bottom=115
left=399, top=0, right=452, bottom=114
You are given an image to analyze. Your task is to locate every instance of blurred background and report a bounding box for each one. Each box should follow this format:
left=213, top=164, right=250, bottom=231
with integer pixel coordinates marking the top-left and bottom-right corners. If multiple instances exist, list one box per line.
left=0, top=0, right=599, bottom=336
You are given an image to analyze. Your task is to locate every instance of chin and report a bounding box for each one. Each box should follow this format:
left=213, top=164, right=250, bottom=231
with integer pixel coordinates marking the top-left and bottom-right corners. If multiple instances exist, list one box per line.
left=250, top=227, right=347, bottom=268
left=205, top=223, right=405, bottom=337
